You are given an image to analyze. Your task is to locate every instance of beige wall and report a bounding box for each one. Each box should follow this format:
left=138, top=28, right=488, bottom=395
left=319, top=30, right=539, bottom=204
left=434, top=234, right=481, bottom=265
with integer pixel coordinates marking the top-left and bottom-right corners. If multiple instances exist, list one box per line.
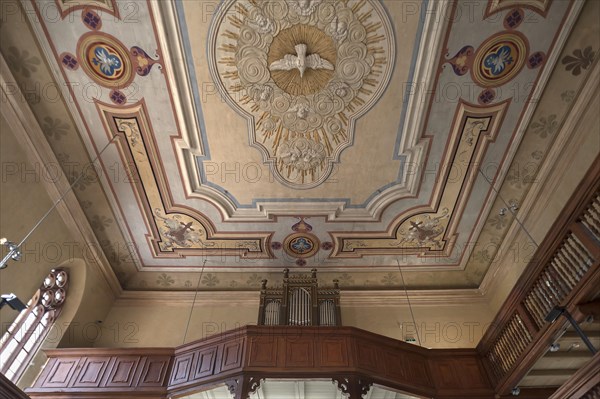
left=94, top=297, right=492, bottom=349
left=94, top=300, right=258, bottom=348
left=0, top=115, right=117, bottom=387
left=342, top=303, right=494, bottom=349
left=0, top=115, right=85, bottom=334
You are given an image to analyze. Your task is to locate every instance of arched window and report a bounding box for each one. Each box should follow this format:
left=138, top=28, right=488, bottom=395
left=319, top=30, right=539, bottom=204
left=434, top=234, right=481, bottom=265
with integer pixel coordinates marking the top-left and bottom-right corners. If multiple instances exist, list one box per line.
left=0, top=268, right=68, bottom=382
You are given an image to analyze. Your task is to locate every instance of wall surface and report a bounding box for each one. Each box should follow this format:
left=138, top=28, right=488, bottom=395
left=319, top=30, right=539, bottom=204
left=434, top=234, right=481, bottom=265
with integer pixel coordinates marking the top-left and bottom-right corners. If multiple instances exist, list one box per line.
left=94, top=296, right=493, bottom=349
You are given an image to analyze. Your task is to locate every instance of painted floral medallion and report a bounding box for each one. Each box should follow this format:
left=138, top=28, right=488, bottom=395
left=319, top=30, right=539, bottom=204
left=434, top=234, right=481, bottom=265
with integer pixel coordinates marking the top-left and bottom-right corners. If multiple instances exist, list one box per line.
left=472, top=32, right=529, bottom=88
left=77, top=33, right=134, bottom=87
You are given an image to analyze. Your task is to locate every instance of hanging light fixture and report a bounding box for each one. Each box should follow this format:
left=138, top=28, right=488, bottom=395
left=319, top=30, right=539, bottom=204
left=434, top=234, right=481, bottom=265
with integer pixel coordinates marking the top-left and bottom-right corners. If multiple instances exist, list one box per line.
left=0, top=238, right=21, bottom=269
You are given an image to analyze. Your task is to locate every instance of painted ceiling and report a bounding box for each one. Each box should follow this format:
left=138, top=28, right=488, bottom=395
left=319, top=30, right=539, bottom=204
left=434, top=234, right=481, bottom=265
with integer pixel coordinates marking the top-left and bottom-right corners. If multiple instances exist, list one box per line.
left=1, top=0, right=598, bottom=291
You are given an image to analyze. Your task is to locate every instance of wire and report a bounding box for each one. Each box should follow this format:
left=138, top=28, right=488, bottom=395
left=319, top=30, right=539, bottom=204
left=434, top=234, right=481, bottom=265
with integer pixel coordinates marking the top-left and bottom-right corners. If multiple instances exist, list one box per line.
left=182, top=259, right=207, bottom=345
left=17, top=136, right=119, bottom=248
left=397, top=259, right=422, bottom=347
left=477, top=168, right=540, bottom=248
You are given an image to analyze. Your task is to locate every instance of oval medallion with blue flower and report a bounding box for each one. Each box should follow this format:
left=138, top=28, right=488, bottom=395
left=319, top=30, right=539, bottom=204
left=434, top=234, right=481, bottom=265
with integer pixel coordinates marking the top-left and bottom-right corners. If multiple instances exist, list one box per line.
left=78, top=33, right=133, bottom=87
left=90, top=45, right=123, bottom=78
left=283, top=232, right=320, bottom=259
left=472, top=32, right=528, bottom=88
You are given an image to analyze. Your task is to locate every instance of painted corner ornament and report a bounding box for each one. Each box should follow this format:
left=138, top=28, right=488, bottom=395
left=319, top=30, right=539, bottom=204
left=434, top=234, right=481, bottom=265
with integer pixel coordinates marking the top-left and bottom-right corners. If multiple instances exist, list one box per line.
left=209, top=0, right=394, bottom=188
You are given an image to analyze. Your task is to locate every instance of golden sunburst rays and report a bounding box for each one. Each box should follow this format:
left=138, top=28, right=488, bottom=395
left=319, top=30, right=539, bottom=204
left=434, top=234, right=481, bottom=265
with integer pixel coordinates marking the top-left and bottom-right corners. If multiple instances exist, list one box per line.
left=268, top=24, right=337, bottom=96
left=214, top=0, right=390, bottom=185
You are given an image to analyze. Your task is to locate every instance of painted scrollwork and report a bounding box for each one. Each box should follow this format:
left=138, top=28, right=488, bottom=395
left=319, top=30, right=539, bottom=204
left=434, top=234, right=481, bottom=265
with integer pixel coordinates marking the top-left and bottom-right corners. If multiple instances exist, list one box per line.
left=211, top=0, right=394, bottom=188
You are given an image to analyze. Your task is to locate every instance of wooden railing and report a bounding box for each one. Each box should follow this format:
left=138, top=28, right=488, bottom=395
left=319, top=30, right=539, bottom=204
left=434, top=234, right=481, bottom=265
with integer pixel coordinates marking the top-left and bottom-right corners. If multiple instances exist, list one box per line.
left=27, top=325, right=497, bottom=399
left=478, top=159, right=600, bottom=395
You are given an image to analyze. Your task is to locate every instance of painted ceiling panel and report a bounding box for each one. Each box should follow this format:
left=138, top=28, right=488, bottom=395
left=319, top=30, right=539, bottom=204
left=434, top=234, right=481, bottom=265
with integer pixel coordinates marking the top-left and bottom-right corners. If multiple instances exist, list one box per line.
left=3, top=0, right=597, bottom=291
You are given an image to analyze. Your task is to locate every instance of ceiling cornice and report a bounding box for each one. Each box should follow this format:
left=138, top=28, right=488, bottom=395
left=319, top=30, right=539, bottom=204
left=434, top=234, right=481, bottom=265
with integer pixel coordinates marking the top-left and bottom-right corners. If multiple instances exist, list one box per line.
left=114, top=287, right=486, bottom=307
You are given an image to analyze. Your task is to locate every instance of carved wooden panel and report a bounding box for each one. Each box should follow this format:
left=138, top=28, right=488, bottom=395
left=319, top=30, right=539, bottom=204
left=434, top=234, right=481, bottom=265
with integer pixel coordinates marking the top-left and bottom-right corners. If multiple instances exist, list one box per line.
left=355, top=341, right=380, bottom=373
left=43, top=358, right=79, bottom=387
left=458, top=357, right=489, bottom=388
left=318, top=339, right=348, bottom=367
left=139, top=356, right=171, bottom=387
left=169, top=353, right=194, bottom=386
left=434, top=361, right=457, bottom=388
left=248, top=336, right=279, bottom=367
left=73, top=356, right=110, bottom=388
left=382, top=349, right=406, bottom=380
left=193, top=347, right=217, bottom=379
left=403, top=353, right=431, bottom=386
left=429, top=352, right=491, bottom=395
left=105, top=356, right=142, bottom=387
left=284, top=338, right=314, bottom=367
left=220, top=340, right=244, bottom=372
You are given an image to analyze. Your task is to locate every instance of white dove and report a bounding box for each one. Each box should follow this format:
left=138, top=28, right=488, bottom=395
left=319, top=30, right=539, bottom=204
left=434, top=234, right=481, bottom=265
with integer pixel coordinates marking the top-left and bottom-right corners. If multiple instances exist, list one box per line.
left=269, top=43, right=334, bottom=78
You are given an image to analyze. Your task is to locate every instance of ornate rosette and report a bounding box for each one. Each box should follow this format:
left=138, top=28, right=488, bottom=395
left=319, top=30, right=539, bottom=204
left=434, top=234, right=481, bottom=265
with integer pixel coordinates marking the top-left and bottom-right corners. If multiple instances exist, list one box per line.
left=209, top=0, right=394, bottom=188
left=284, top=232, right=321, bottom=258
left=77, top=33, right=134, bottom=88
left=472, top=32, right=529, bottom=88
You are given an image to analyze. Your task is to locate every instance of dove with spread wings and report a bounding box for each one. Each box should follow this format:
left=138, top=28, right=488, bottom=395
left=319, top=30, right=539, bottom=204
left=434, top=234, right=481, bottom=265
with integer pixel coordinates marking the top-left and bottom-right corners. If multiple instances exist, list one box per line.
left=269, top=44, right=334, bottom=78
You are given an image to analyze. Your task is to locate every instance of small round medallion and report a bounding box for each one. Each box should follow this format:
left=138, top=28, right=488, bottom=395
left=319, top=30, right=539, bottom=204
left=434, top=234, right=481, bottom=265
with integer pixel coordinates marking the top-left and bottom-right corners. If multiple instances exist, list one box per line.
left=472, top=33, right=528, bottom=88
left=283, top=232, right=320, bottom=258
left=78, top=33, right=133, bottom=88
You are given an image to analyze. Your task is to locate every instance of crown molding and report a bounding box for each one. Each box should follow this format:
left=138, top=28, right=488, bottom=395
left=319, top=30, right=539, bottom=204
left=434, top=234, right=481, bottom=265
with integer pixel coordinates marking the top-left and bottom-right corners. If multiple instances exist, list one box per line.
left=114, top=287, right=486, bottom=308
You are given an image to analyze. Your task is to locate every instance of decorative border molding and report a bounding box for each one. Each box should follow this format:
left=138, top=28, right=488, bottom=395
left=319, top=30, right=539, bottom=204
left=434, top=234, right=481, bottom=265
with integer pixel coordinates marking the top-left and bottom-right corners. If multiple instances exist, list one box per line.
left=96, top=100, right=273, bottom=259
left=332, top=100, right=508, bottom=258
left=113, top=287, right=487, bottom=307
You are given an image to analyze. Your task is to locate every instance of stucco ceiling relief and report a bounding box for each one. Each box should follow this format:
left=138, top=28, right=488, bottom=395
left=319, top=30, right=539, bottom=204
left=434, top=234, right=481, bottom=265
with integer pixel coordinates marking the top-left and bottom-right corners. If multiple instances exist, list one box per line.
left=209, top=0, right=395, bottom=188
left=333, top=100, right=508, bottom=258
left=97, top=101, right=273, bottom=260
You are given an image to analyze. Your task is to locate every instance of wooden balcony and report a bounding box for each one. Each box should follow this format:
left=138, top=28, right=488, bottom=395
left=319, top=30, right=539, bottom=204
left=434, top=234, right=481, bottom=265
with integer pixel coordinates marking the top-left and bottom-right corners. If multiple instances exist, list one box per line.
left=477, top=158, right=600, bottom=396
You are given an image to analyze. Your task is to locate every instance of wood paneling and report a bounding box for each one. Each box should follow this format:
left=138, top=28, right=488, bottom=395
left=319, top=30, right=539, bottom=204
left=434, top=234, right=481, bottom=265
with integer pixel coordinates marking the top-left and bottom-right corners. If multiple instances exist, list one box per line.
left=478, top=158, right=600, bottom=396
left=194, top=348, right=217, bottom=379
left=27, top=327, right=499, bottom=398
left=248, top=336, right=278, bottom=367
left=285, top=338, right=314, bottom=367
left=319, top=339, right=348, bottom=367
left=221, top=340, right=244, bottom=371
left=106, top=356, right=140, bottom=387
left=27, top=349, right=173, bottom=397
left=140, top=356, right=172, bottom=386
left=0, top=372, right=29, bottom=399
left=73, top=356, right=110, bottom=387
left=169, top=352, right=194, bottom=386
